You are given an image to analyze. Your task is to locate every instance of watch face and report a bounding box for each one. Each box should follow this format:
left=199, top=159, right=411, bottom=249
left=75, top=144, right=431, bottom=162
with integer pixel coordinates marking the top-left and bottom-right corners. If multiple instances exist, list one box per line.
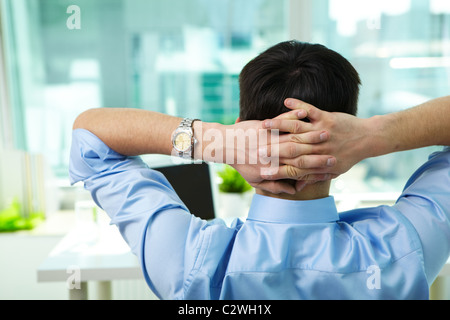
left=174, top=132, right=191, bottom=152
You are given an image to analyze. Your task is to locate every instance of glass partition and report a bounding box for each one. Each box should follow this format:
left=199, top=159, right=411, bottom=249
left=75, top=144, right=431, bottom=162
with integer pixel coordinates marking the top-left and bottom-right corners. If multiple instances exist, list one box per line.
left=1, top=0, right=448, bottom=196
left=311, top=0, right=449, bottom=195
left=1, top=0, right=288, bottom=177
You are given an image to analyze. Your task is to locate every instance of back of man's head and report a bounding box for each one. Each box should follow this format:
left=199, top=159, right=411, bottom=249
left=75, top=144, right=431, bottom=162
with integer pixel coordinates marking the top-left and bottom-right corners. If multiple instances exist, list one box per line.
left=239, top=40, right=361, bottom=121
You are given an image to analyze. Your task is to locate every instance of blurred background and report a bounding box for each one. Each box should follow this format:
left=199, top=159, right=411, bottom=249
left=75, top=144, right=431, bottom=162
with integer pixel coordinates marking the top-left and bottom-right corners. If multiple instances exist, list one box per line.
left=0, top=0, right=449, bottom=299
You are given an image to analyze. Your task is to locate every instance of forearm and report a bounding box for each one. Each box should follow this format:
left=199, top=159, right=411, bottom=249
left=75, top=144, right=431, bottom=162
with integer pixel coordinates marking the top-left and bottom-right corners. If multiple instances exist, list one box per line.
left=73, top=108, right=178, bottom=156
left=73, top=108, right=225, bottom=159
left=367, top=96, right=450, bottom=158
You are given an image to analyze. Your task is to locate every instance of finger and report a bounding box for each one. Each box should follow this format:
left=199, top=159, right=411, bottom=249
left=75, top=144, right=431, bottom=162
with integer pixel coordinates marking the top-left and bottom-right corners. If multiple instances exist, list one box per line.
left=261, top=143, right=313, bottom=159
left=281, top=155, right=337, bottom=169
left=277, top=131, right=330, bottom=144
left=255, top=180, right=296, bottom=195
left=273, top=109, right=308, bottom=121
left=260, top=133, right=330, bottom=158
left=263, top=118, right=313, bottom=134
left=261, top=165, right=333, bottom=181
left=284, top=99, right=323, bottom=122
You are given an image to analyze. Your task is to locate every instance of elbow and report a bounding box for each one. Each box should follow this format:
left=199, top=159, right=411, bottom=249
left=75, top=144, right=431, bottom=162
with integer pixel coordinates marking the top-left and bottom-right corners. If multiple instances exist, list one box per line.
left=72, top=112, right=84, bottom=130
left=73, top=108, right=99, bottom=131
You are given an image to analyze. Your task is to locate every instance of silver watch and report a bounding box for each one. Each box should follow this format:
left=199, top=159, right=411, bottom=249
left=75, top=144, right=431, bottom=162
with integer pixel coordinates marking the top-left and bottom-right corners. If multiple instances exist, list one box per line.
left=172, top=118, right=199, bottom=159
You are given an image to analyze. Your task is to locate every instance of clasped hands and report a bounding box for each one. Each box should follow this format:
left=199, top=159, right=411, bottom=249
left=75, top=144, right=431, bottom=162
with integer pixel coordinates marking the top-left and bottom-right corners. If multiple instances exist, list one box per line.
left=228, top=98, right=366, bottom=195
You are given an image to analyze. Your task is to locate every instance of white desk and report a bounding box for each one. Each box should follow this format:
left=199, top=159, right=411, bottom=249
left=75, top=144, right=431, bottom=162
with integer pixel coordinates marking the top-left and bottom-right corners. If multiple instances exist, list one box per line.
left=37, top=223, right=144, bottom=300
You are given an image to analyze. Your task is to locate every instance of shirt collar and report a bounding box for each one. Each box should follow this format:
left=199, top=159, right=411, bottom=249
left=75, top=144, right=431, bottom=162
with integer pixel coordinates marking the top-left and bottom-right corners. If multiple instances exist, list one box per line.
left=247, top=194, right=339, bottom=224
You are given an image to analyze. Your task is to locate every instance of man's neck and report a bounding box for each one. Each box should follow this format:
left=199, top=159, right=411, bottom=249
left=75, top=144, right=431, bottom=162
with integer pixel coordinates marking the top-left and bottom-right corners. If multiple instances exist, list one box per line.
left=256, top=181, right=331, bottom=201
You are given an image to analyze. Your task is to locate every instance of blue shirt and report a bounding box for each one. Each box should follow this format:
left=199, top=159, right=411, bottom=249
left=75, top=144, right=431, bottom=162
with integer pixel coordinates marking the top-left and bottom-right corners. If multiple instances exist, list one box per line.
left=69, top=129, right=450, bottom=300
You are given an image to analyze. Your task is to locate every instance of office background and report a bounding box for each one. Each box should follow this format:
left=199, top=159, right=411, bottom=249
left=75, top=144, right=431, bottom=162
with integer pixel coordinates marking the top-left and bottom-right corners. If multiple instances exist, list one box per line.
left=0, top=0, right=449, bottom=299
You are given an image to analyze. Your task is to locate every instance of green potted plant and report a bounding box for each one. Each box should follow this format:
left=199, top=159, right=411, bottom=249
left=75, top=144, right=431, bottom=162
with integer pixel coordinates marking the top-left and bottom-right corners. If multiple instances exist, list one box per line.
left=0, top=198, right=45, bottom=232
left=217, top=165, right=253, bottom=219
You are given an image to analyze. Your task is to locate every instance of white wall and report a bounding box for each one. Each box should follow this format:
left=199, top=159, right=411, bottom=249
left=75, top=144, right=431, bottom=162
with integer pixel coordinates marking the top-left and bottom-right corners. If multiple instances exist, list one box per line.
left=0, top=232, right=157, bottom=300
left=0, top=233, right=67, bottom=300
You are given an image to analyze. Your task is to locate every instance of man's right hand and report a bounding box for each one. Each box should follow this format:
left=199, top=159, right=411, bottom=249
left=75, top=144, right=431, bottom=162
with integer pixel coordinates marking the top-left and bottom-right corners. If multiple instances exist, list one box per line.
left=260, top=99, right=373, bottom=191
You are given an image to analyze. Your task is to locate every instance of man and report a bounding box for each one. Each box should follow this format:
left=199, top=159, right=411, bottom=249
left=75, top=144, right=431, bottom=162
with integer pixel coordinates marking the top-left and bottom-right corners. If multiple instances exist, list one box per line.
left=70, top=41, right=450, bottom=299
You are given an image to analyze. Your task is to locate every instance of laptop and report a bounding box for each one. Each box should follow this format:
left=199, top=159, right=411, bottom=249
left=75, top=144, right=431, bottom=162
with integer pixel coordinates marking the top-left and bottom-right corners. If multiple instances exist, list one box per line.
left=152, top=162, right=216, bottom=220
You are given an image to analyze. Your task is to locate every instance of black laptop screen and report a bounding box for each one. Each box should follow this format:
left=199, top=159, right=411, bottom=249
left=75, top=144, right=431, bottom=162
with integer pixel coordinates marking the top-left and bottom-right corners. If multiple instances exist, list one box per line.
left=153, top=163, right=215, bottom=220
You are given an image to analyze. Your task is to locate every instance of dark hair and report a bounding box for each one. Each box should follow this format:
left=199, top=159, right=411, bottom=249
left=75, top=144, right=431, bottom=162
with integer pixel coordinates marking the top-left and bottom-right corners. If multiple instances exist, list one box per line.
left=239, top=40, right=361, bottom=121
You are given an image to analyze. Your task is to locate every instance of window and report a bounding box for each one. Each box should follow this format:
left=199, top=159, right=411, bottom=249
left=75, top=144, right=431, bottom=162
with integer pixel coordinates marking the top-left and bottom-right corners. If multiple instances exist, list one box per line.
left=0, top=17, right=10, bottom=149
left=1, top=0, right=448, bottom=196
left=309, top=0, right=449, bottom=195
left=1, top=0, right=288, bottom=177
left=0, top=1, right=14, bottom=150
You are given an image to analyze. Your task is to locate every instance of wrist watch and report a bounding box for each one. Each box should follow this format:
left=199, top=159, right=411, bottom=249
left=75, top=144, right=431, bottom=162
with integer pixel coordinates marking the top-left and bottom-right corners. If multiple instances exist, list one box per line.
left=172, top=118, right=199, bottom=159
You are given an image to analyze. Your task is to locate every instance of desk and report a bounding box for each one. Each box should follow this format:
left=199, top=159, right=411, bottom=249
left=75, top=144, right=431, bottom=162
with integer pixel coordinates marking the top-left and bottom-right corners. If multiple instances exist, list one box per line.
left=37, top=223, right=144, bottom=300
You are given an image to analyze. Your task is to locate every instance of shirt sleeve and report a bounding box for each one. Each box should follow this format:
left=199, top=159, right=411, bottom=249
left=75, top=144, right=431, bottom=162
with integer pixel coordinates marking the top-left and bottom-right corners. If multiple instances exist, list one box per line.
left=394, top=147, right=450, bottom=285
left=69, top=129, right=239, bottom=299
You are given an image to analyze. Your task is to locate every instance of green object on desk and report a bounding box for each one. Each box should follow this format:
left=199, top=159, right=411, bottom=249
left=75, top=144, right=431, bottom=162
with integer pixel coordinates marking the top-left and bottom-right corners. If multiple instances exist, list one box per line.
left=0, top=199, right=45, bottom=232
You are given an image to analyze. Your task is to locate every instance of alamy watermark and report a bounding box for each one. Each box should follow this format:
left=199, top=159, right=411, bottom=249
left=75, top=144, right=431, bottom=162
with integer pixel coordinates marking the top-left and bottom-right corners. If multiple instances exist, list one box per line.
left=66, top=265, right=81, bottom=290
left=366, top=265, right=381, bottom=290
left=367, top=15, right=381, bottom=31
left=67, top=5, right=81, bottom=30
